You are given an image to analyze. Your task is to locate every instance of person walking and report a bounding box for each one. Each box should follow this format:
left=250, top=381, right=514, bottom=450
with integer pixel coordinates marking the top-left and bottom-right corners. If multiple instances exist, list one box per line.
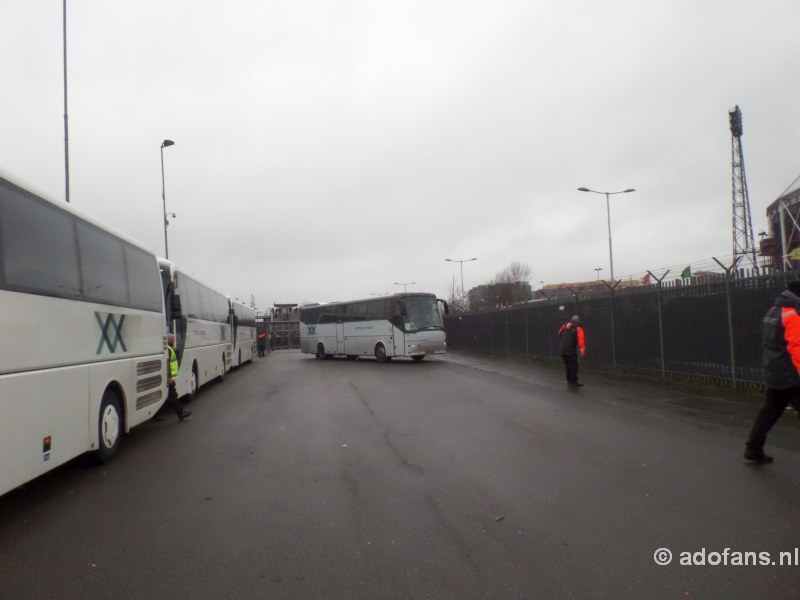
left=744, top=281, right=800, bottom=464
left=257, top=331, right=267, bottom=357
left=559, top=314, right=586, bottom=387
left=158, top=333, right=191, bottom=422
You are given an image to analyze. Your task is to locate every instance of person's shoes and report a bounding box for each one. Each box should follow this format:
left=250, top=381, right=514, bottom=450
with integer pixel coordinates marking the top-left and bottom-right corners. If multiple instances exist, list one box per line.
left=153, top=415, right=166, bottom=422
left=568, top=382, right=584, bottom=387
left=743, top=450, right=773, bottom=464
left=179, top=410, right=192, bottom=422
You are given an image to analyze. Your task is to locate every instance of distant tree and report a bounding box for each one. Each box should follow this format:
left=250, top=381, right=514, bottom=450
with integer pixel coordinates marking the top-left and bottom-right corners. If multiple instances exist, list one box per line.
left=446, top=274, right=469, bottom=314
left=490, top=261, right=533, bottom=307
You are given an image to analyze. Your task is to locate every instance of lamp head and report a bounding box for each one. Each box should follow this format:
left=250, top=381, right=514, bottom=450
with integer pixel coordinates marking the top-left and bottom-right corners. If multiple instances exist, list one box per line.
left=162, top=139, right=175, bottom=148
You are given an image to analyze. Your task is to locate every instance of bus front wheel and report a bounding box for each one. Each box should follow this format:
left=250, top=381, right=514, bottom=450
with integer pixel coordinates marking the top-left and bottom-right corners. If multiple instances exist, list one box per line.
left=375, top=344, right=390, bottom=363
left=412, top=355, right=425, bottom=362
left=185, top=364, right=198, bottom=403
left=96, top=388, right=122, bottom=464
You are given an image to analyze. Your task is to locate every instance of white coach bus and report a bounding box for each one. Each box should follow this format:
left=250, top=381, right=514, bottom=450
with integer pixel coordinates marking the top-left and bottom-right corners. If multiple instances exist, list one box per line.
left=0, top=174, right=167, bottom=496
left=229, top=297, right=256, bottom=368
left=159, top=259, right=231, bottom=400
left=299, top=293, right=448, bottom=362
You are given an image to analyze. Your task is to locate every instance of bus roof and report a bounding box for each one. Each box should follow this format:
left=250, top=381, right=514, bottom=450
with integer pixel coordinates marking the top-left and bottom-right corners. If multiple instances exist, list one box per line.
left=299, top=292, right=437, bottom=310
left=157, top=258, right=229, bottom=298
left=0, top=171, right=159, bottom=257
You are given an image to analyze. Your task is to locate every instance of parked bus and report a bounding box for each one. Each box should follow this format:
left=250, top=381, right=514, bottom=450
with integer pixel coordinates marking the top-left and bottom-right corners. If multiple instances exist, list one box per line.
left=0, top=174, right=167, bottom=496
left=299, top=293, right=448, bottom=362
left=159, top=259, right=231, bottom=400
left=229, top=297, right=256, bottom=368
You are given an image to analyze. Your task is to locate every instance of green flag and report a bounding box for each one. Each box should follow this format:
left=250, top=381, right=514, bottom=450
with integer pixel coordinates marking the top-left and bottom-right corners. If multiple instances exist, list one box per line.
left=681, top=266, right=692, bottom=278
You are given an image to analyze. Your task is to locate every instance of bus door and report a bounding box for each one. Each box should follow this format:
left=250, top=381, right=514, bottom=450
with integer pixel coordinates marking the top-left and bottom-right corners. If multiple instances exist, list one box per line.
left=336, top=321, right=345, bottom=354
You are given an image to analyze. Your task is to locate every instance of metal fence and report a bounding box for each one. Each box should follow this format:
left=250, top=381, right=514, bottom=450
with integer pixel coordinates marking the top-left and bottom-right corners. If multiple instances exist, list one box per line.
left=444, top=269, right=798, bottom=388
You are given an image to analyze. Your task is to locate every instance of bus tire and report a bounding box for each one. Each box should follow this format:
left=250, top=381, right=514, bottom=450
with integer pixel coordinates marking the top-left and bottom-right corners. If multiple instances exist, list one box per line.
left=375, top=343, right=389, bottom=363
left=217, top=355, right=226, bottom=383
left=185, top=363, right=199, bottom=403
left=96, top=388, right=122, bottom=464
left=316, top=343, right=325, bottom=360
left=412, top=355, right=425, bottom=362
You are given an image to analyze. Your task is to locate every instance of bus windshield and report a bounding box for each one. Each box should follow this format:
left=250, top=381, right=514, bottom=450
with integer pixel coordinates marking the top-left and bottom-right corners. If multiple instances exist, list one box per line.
left=403, top=296, right=443, bottom=332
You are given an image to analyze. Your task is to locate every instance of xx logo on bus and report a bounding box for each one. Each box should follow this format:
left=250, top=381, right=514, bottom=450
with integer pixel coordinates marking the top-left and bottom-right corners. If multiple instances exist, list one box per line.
left=307, top=325, right=316, bottom=335
left=95, top=312, right=127, bottom=354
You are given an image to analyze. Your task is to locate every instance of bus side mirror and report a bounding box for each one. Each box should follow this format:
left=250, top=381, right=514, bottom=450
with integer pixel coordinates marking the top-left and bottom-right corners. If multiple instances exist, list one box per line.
left=438, top=299, right=449, bottom=315
left=171, top=295, right=182, bottom=314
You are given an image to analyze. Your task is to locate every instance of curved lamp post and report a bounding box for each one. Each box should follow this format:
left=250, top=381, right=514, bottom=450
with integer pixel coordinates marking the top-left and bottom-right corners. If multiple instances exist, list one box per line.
left=577, top=187, right=636, bottom=281
left=444, top=257, right=477, bottom=296
left=161, top=139, right=175, bottom=258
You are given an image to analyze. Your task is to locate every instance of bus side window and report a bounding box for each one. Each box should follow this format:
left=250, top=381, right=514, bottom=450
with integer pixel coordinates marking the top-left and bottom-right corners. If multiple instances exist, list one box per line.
left=171, top=294, right=182, bottom=315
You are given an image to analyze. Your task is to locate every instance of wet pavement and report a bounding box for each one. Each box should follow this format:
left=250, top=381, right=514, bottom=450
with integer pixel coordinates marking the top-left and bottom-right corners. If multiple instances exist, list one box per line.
left=439, top=349, right=800, bottom=454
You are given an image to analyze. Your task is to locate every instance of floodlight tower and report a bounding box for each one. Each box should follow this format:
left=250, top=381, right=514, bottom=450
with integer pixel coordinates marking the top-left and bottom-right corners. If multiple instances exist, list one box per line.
left=729, top=105, right=758, bottom=273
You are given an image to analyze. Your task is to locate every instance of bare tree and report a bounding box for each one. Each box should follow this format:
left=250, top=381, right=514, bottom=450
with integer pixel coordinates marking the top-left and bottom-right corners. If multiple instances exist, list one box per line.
left=446, top=274, right=469, bottom=313
left=491, top=261, right=533, bottom=307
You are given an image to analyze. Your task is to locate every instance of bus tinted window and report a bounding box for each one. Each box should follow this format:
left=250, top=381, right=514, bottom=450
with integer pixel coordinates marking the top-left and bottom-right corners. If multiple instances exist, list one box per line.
left=0, top=183, right=81, bottom=298
left=179, top=275, right=198, bottom=318
left=367, top=300, right=387, bottom=320
left=350, top=303, right=368, bottom=321
left=77, top=221, right=129, bottom=307
left=126, top=245, right=163, bottom=312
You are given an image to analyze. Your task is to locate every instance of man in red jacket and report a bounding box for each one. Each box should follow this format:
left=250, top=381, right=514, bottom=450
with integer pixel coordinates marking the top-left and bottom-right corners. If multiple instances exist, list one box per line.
left=558, top=315, right=586, bottom=387
left=744, top=281, right=800, bottom=464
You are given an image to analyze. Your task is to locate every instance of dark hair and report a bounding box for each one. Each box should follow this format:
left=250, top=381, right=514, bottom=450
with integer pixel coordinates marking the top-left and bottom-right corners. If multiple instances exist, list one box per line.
left=788, top=281, right=800, bottom=296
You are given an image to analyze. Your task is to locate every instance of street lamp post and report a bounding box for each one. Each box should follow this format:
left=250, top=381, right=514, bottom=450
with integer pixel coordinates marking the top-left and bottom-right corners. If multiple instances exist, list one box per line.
left=63, top=0, right=70, bottom=203
left=445, top=257, right=477, bottom=296
left=577, top=187, right=636, bottom=281
left=394, top=281, right=415, bottom=293
left=594, top=267, right=603, bottom=281
left=161, top=139, right=175, bottom=258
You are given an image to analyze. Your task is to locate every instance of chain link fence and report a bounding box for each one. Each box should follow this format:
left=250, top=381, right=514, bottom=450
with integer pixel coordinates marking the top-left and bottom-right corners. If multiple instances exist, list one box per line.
left=444, top=269, right=797, bottom=388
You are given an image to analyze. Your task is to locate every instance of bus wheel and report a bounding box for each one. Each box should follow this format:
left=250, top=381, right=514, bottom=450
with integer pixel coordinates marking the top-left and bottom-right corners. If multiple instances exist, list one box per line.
left=412, top=355, right=425, bottom=362
left=217, top=356, right=226, bottom=383
left=96, top=388, right=122, bottom=464
left=185, top=364, right=198, bottom=402
left=375, top=344, right=389, bottom=363
left=316, top=343, right=325, bottom=360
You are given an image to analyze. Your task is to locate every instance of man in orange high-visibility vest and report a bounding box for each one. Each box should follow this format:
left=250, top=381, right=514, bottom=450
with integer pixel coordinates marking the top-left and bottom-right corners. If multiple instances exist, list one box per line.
left=558, top=315, right=586, bottom=387
left=744, top=281, right=800, bottom=463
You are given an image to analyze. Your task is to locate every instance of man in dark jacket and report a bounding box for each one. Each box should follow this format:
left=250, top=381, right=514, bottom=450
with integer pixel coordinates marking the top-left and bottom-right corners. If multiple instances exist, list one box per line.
left=744, top=281, right=800, bottom=464
left=558, top=315, right=586, bottom=387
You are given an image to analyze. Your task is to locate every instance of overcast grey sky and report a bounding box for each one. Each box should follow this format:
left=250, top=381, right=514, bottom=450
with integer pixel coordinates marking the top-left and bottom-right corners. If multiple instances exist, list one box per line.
left=3, top=1, right=799, bottom=310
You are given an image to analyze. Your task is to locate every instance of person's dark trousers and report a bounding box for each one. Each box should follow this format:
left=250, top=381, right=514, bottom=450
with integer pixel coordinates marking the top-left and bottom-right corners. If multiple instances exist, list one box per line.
left=561, top=354, right=579, bottom=384
left=746, top=386, right=800, bottom=454
left=165, top=383, right=183, bottom=418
